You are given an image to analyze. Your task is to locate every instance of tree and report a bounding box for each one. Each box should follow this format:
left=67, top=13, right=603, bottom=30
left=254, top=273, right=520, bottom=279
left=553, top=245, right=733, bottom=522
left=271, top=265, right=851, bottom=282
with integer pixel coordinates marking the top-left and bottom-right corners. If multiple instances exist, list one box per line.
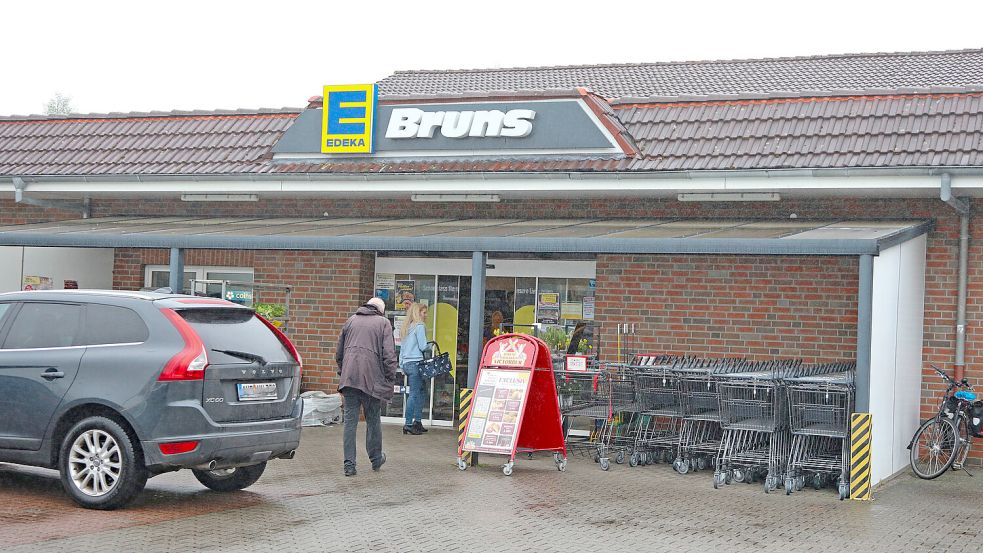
left=44, top=92, right=74, bottom=115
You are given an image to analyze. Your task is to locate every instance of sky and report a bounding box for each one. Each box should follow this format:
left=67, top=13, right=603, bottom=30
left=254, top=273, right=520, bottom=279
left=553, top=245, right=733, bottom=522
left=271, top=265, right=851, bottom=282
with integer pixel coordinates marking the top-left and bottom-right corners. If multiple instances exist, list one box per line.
left=3, top=0, right=982, bottom=116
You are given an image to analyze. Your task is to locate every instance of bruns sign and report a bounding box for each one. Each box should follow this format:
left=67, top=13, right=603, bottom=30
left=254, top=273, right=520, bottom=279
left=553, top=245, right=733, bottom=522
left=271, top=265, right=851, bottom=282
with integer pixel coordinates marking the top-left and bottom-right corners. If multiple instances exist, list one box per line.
left=321, top=84, right=377, bottom=154
left=385, top=108, right=536, bottom=139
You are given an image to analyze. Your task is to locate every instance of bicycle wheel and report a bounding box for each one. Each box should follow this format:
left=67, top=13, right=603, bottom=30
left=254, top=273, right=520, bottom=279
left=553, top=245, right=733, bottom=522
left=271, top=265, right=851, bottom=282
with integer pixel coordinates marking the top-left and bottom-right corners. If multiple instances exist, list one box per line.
left=910, top=417, right=959, bottom=479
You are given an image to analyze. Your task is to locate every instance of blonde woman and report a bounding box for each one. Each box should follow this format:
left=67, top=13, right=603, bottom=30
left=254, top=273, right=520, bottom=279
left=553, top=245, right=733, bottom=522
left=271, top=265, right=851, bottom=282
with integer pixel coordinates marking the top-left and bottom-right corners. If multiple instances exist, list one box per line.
left=399, top=302, right=430, bottom=435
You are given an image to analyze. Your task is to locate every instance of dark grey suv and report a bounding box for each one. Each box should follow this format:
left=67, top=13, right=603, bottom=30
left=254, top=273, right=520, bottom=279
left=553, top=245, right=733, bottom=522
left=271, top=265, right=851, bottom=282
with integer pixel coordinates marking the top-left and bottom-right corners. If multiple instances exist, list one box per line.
left=0, top=290, right=303, bottom=509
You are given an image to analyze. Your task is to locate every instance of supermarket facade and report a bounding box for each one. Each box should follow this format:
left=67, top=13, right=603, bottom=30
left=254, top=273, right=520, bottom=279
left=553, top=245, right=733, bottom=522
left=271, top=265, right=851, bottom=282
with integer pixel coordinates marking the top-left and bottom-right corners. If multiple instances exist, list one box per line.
left=2, top=49, right=983, bottom=484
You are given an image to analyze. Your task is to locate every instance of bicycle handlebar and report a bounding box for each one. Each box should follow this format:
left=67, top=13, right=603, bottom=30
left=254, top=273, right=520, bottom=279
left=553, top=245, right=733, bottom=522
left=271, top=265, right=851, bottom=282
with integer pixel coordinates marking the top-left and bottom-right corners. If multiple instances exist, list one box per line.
left=930, top=364, right=969, bottom=389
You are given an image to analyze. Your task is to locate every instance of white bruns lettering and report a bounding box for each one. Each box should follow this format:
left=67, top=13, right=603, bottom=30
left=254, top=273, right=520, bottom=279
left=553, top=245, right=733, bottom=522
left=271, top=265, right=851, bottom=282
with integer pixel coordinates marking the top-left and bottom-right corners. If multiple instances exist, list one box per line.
left=417, top=111, right=445, bottom=138
left=386, top=108, right=423, bottom=138
left=384, top=108, right=537, bottom=139
left=468, top=110, right=506, bottom=137
left=440, top=111, right=473, bottom=138
left=501, top=109, right=535, bottom=137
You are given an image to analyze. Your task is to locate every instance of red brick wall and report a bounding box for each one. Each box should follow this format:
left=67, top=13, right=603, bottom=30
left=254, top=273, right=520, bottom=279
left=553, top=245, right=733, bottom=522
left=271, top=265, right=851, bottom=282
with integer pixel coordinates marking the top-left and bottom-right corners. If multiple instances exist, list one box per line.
left=594, top=255, right=859, bottom=362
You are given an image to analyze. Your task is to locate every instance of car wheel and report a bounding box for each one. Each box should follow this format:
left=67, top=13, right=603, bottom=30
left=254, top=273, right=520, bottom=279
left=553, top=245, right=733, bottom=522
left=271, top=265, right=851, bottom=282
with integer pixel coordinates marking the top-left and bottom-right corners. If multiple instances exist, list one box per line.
left=59, top=416, right=147, bottom=510
left=193, top=462, right=266, bottom=492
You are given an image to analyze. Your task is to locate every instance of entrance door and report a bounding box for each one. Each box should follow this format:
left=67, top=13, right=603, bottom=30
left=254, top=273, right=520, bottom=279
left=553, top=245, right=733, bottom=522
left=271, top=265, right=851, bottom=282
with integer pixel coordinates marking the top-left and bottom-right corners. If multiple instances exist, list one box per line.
left=375, top=258, right=597, bottom=427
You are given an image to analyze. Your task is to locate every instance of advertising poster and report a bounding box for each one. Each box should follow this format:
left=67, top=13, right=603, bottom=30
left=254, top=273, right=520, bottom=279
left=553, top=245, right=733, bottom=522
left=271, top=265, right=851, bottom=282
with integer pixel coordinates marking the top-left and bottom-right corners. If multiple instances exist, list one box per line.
left=395, top=280, right=416, bottom=311
left=561, top=302, right=583, bottom=320
left=537, top=292, right=560, bottom=324
left=463, top=368, right=532, bottom=454
left=22, top=275, right=53, bottom=291
left=582, top=296, right=595, bottom=320
left=393, top=316, right=406, bottom=346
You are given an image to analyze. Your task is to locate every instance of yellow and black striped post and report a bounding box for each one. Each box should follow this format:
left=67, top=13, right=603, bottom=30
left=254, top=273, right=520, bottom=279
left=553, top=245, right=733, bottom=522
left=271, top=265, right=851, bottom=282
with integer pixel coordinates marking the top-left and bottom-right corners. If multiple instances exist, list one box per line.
left=457, top=388, right=474, bottom=466
left=850, top=412, right=873, bottom=501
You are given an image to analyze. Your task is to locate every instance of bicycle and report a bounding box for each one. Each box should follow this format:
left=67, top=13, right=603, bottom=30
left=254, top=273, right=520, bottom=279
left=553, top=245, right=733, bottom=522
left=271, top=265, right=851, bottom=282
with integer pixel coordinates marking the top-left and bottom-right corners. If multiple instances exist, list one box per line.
left=908, top=364, right=979, bottom=479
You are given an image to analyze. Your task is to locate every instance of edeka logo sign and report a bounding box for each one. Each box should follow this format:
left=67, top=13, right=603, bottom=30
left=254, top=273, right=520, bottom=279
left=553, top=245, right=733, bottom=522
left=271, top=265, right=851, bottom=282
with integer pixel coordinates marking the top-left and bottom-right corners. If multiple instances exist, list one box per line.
left=385, top=108, right=535, bottom=139
left=321, top=84, right=376, bottom=153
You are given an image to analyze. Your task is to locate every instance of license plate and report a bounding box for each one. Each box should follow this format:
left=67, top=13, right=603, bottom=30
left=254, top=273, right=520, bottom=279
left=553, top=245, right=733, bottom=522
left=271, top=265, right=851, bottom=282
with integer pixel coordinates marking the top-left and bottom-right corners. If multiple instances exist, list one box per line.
left=237, top=382, right=277, bottom=402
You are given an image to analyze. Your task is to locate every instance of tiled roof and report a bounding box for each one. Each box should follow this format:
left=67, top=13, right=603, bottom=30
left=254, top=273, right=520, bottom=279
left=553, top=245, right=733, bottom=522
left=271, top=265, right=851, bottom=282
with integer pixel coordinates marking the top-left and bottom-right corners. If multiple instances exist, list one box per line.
left=0, top=109, right=300, bottom=175
left=278, top=92, right=983, bottom=173
left=378, top=49, right=983, bottom=100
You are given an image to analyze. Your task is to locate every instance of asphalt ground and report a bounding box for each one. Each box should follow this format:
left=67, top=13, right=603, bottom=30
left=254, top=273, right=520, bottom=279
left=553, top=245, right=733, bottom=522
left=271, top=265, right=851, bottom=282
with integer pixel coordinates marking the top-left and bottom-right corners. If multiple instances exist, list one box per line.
left=1, top=425, right=981, bottom=552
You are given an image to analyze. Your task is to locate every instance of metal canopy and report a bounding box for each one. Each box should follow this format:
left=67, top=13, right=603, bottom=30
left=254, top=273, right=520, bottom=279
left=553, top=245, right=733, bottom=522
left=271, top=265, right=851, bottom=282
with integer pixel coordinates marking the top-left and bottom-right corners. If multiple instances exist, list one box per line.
left=0, top=216, right=933, bottom=255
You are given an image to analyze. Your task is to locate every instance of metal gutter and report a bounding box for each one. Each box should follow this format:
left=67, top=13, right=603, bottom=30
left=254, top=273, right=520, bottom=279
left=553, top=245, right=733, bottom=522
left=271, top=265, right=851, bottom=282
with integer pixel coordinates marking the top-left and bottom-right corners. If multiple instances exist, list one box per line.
left=0, top=232, right=893, bottom=256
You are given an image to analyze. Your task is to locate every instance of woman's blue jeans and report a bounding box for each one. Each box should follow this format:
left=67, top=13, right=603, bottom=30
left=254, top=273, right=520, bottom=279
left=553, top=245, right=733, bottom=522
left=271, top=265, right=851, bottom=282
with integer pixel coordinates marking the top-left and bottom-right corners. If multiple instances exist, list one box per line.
left=402, top=360, right=428, bottom=426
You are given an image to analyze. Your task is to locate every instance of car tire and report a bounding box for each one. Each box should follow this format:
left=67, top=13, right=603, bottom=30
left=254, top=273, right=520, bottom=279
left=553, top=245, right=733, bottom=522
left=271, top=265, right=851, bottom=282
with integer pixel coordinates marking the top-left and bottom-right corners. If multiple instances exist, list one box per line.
left=193, top=462, right=266, bottom=492
left=59, top=416, right=147, bottom=510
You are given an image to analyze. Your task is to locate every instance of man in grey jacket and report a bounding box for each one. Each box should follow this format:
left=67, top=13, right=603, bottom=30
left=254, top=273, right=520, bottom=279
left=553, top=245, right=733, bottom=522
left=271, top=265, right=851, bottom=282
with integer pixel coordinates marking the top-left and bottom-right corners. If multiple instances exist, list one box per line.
left=336, top=297, right=397, bottom=476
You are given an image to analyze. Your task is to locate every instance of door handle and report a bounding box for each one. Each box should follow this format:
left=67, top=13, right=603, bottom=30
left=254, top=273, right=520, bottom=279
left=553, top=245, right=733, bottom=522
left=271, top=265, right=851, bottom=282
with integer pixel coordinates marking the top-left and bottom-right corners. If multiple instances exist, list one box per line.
left=41, top=368, right=65, bottom=380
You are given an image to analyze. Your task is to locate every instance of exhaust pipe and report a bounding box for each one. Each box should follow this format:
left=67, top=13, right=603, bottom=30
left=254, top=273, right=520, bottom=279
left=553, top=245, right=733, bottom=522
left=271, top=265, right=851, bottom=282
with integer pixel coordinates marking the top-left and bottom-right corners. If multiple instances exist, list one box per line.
left=277, top=450, right=296, bottom=460
left=193, top=459, right=219, bottom=470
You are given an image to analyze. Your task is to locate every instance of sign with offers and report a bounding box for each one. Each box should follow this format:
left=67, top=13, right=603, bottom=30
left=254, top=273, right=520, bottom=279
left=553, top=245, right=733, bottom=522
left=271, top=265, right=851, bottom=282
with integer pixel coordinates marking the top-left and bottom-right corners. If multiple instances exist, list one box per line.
left=537, top=292, right=560, bottom=324
left=22, top=275, right=53, bottom=291
left=482, top=335, right=536, bottom=368
left=463, top=368, right=532, bottom=455
left=321, top=84, right=377, bottom=154
left=582, top=296, right=595, bottom=320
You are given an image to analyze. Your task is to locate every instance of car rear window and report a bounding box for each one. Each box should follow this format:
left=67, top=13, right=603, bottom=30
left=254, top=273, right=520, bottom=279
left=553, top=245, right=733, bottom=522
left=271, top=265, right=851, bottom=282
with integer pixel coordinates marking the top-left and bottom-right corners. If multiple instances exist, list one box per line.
left=80, top=304, right=150, bottom=345
left=177, top=308, right=293, bottom=364
left=3, top=302, right=82, bottom=349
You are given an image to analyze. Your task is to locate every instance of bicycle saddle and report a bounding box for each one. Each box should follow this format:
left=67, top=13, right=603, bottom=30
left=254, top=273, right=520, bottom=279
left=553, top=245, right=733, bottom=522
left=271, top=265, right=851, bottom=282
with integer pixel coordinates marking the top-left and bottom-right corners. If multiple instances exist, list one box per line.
left=955, top=390, right=977, bottom=401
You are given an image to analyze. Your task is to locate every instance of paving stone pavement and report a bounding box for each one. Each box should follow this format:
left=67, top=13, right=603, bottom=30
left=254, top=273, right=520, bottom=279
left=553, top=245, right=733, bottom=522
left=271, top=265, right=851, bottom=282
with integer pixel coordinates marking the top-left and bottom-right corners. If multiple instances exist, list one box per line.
left=1, top=425, right=981, bottom=552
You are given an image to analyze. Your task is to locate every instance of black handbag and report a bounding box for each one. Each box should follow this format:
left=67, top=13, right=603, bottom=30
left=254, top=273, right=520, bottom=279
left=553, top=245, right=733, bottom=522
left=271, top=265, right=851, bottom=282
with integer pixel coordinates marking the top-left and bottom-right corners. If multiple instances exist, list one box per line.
left=419, top=341, right=452, bottom=378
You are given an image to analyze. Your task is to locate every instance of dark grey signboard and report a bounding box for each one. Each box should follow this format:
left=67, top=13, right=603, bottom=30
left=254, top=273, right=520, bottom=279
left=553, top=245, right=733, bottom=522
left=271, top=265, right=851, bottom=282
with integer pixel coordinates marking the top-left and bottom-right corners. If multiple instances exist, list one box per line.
left=273, top=99, right=618, bottom=156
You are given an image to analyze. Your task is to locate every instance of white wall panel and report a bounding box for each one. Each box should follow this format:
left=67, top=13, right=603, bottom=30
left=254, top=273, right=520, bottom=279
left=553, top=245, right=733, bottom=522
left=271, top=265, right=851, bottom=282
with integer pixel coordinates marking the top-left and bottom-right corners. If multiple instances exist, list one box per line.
left=893, top=235, right=926, bottom=475
left=870, top=244, right=901, bottom=485
left=0, top=247, right=25, bottom=293
left=21, top=248, right=114, bottom=290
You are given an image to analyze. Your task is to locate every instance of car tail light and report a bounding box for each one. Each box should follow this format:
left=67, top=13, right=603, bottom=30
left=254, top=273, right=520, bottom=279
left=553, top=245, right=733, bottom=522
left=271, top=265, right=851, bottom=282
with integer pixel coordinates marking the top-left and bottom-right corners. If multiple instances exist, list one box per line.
left=159, top=440, right=199, bottom=455
left=158, top=308, right=208, bottom=381
left=256, top=314, right=302, bottom=374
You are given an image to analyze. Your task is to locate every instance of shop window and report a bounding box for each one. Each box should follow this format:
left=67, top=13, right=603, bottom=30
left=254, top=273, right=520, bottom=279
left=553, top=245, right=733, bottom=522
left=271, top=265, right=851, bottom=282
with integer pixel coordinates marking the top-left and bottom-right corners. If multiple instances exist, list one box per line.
left=145, top=266, right=254, bottom=305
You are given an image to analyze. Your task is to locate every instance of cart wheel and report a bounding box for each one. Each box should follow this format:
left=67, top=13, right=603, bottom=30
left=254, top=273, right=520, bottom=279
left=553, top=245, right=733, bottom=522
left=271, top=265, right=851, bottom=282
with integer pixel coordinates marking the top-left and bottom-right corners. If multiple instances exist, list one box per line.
left=663, top=449, right=675, bottom=463
left=456, top=458, right=468, bottom=471
left=732, top=468, right=746, bottom=483
left=647, top=452, right=657, bottom=465
left=592, top=453, right=600, bottom=463
left=629, top=453, right=640, bottom=467
left=813, top=474, right=823, bottom=490
left=696, top=457, right=708, bottom=471
left=796, top=476, right=805, bottom=491
left=502, top=463, right=514, bottom=476
left=527, top=452, right=534, bottom=460
left=725, top=470, right=733, bottom=485
left=713, top=472, right=725, bottom=489
left=673, top=459, right=690, bottom=475
left=615, top=451, right=625, bottom=464
left=764, top=476, right=778, bottom=493
left=838, top=482, right=848, bottom=500
left=785, top=478, right=795, bottom=495
left=556, top=457, right=567, bottom=472
left=599, top=458, right=610, bottom=471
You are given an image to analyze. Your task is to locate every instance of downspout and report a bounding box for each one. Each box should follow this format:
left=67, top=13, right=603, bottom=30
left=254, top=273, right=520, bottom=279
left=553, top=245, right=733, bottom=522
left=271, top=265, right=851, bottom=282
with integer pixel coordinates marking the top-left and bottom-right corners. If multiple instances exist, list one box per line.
left=940, top=173, right=970, bottom=381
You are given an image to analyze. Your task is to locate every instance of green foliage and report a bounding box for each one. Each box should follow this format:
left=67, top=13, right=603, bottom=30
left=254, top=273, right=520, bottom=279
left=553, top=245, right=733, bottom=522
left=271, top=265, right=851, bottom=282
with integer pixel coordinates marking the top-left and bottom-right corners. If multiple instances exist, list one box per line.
left=542, top=326, right=568, bottom=350
left=254, top=302, right=286, bottom=320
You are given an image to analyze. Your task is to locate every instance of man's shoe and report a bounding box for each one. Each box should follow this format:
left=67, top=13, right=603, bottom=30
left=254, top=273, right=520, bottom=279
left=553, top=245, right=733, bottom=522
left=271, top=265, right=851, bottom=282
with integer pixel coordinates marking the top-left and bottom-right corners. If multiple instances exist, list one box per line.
left=402, top=425, right=422, bottom=435
left=372, top=452, right=386, bottom=472
left=413, top=421, right=429, bottom=433
left=344, top=465, right=357, bottom=477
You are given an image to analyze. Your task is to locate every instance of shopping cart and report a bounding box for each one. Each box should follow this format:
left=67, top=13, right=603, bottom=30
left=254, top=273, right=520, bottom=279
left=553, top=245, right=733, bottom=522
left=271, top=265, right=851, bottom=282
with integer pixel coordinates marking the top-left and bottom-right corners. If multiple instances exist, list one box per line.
left=713, top=360, right=805, bottom=492
left=673, top=358, right=751, bottom=475
left=785, top=363, right=856, bottom=499
left=629, top=355, right=683, bottom=466
left=555, top=362, right=638, bottom=471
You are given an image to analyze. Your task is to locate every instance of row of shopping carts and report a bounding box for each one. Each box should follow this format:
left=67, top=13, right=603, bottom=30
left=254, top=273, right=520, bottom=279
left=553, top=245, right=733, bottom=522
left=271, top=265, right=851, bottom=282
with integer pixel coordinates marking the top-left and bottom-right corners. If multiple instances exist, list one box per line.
left=554, top=354, right=856, bottom=499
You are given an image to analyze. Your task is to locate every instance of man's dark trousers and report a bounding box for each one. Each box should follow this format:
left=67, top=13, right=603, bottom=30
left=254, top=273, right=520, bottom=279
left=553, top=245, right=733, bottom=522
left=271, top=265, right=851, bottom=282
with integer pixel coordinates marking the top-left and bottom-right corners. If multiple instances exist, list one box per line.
left=342, top=388, right=383, bottom=469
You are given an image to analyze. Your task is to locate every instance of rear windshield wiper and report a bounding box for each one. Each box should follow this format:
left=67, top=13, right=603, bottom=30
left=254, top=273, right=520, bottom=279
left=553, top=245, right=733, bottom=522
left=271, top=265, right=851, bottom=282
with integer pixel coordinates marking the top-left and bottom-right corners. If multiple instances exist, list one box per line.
left=211, top=349, right=267, bottom=366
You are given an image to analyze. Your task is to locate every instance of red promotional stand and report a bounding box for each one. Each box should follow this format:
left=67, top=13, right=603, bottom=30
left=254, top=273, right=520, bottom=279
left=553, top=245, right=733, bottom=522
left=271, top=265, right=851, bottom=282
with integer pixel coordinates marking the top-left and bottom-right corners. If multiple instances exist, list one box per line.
left=457, top=333, right=567, bottom=475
